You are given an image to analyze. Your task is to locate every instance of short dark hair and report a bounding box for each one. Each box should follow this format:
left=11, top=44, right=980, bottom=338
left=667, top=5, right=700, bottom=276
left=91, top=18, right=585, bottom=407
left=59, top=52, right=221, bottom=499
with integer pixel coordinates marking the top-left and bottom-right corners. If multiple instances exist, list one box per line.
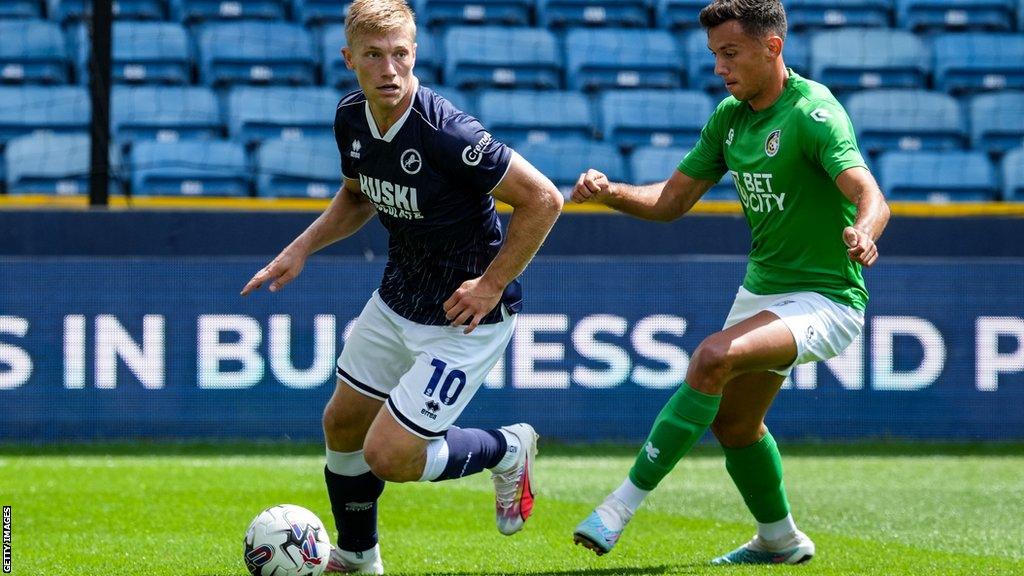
left=699, top=0, right=787, bottom=40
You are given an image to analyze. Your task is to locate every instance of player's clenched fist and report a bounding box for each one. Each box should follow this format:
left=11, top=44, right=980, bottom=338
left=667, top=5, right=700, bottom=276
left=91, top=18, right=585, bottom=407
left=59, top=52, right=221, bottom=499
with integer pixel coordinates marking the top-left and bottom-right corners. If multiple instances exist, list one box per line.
left=572, top=169, right=610, bottom=204
left=842, top=226, right=879, bottom=267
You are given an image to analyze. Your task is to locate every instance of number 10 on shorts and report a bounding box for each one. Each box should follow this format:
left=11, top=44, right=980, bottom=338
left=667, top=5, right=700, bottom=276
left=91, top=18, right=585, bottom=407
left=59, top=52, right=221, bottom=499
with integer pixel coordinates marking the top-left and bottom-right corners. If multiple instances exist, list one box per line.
left=423, top=359, right=467, bottom=406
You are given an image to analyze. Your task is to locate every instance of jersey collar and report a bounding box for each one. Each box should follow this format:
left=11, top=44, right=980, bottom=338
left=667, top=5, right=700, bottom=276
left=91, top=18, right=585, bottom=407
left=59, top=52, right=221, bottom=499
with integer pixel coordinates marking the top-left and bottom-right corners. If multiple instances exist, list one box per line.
left=365, top=78, right=419, bottom=143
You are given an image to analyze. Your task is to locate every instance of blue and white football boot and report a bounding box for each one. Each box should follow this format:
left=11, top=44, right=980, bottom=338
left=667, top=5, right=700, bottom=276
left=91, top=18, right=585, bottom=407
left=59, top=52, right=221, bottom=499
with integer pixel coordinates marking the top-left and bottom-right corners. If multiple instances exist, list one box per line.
left=711, top=530, right=815, bottom=565
left=572, top=494, right=633, bottom=556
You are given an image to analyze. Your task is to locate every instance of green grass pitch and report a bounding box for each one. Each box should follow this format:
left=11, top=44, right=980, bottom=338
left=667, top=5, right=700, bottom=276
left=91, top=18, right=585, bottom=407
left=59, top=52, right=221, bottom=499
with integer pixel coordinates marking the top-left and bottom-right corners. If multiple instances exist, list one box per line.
left=3, top=443, right=1023, bottom=576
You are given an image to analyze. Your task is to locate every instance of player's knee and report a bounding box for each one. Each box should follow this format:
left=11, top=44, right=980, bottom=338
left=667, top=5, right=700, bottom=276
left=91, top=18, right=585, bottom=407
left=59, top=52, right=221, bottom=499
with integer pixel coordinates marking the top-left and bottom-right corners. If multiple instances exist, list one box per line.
left=363, top=443, right=415, bottom=483
left=711, top=418, right=765, bottom=448
left=689, top=337, right=733, bottom=387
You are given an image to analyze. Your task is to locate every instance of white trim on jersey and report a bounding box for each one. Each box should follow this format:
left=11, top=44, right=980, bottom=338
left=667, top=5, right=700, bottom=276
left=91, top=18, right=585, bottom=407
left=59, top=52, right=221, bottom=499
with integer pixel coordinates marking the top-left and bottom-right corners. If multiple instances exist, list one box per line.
left=486, top=149, right=518, bottom=196
left=365, top=97, right=416, bottom=143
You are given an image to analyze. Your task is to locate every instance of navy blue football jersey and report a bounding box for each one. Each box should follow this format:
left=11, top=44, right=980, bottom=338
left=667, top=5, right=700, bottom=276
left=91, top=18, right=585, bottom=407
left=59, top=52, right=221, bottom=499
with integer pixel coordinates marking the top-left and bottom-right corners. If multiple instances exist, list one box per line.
left=334, top=84, right=521, bottom=326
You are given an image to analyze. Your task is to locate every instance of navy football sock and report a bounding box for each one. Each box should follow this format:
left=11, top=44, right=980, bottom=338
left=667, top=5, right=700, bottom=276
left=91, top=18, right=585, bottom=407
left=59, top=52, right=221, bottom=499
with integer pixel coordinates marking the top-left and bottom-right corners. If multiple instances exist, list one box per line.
left=434, top=427, right=507, bottom=481
left=324, top=467, right=385, bottom=552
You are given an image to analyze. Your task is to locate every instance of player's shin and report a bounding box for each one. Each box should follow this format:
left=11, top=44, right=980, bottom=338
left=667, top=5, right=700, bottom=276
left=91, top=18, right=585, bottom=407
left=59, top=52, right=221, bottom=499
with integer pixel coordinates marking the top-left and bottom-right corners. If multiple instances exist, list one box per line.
left=324, top=449, right=385, bottom=553
left=628, top=382, right=722, bottom=491
left=421, top=426, right=507, bottom=481
left=723, top=430, right=794, bottom=538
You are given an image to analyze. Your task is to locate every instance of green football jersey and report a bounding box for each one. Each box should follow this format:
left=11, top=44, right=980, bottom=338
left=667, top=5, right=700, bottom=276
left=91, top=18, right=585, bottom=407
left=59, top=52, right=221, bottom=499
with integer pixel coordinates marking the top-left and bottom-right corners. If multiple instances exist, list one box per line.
left=679, top=70, right=869, bottom=310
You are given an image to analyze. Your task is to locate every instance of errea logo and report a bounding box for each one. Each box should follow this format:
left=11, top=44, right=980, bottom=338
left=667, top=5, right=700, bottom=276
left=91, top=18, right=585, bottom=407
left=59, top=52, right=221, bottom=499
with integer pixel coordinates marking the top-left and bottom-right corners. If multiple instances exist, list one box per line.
left=350, top=139, right=361, bottom=159
left=462, top=132, right=493, bottom=166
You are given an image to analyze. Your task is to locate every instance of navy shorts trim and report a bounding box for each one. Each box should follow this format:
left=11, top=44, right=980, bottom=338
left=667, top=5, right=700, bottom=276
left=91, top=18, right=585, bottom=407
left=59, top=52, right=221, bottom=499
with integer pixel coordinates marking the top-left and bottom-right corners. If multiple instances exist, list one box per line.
left=386, top=397, right=445, bottom=439
left=336, top=366, right=388, bottom=400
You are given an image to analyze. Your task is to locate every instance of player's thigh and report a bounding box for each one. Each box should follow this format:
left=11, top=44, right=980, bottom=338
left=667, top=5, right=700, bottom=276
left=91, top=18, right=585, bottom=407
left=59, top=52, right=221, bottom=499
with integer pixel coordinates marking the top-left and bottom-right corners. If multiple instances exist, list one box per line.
left=712, top=371, right=786, bottom=448
left=323, top=379, right=385, bottom=452
left=336, top=292, right=416, bottom=401
left=385, top=313, right=516, bottom=440
left=695, top=310, right=799, bottom=377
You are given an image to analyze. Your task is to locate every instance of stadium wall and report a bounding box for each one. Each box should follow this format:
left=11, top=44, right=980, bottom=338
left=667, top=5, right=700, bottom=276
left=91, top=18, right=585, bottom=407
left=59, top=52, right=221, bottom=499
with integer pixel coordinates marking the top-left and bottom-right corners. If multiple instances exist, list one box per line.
left=1, top=211, right=1023, bottom=442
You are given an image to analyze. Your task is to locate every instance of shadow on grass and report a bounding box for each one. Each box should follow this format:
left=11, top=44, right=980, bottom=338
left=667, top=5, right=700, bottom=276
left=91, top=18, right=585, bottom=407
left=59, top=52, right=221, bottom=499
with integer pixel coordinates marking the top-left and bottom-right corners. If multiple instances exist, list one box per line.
left=395, top=565, right=681, bottom=576
left=2, top=441, right=1024, bottom=458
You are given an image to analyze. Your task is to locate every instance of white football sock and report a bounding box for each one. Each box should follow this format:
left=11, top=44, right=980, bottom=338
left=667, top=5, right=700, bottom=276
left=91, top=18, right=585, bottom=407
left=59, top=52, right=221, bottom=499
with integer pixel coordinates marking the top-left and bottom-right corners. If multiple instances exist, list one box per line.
left=611, top=478, right=650, bottom=514
left=326, top=448, right=370, bottom=476
left=492, top=429, right=523, bottom=473
left=758, top=513, right=799, bottom=543
left=419, top=438, right=450, bottom=482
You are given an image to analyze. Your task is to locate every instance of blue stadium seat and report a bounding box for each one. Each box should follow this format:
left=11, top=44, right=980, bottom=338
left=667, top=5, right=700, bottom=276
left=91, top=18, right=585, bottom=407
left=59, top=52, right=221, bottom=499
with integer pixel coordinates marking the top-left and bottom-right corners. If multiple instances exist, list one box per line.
left=516, top=140, right=626, bottom=193
left=0, top=86, right=90, bottom=143
left=1020, top=0, right=1024, bottom=31
left=565, top=28, right=684, bottom=91
left=170, top=0, right=285, bottom=22
left=421, top=0, right=531, bottom=27
left=75, top=22, right=191, bottom=85
left=785, top=0, right=892, bottom=29
left=846, top=89, right=966, bottom=154
left=291, top=0, right=350, bottom=24
left=970, top=91, right=1024, bottom=154
left=1002, top=147, right=1024, bottom=199
left=433, top=87, right=472, bottom=114
left=630, top=145, right=736, bottom=199
left=443, top=27, right=561, bottom=90
left=811, top=29, right=928, bottom=91
left=477, top=90, right=593, bottom=145
left=934, top=33, right=1024, bottom=93
left=896, top=0, right=1015, bottom=31
left=0, top=20, right=68, bottom=84
left=227, top=86, right=340, bottom=144
left=49, top=0, right=165, bottom=21
left=256, top=138, right=341, bottom=198
left=0, top=1, right=43, bottom=18
left=538, top=0, right=650, bottom=28
left=655, top=0, right=706, bottom=29
left=321, top=26, right=439, bottom=90
left=600, top=90, right=713, bottom=150
left=131, top=140, right=250, bottom=196
left=5, top=132, right=122, bottom=195
left=688, top=30, right=815, bottom=90
left=112, top=86, right=222, bottom=144
left=198, top=22, right=316, bottom=87
left=879, top=151, right=998, bottom=201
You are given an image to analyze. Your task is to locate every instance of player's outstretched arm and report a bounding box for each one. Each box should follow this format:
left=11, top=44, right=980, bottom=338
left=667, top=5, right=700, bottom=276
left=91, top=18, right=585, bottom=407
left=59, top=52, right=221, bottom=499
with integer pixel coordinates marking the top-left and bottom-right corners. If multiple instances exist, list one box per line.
left=836, top=166, right=890, bottom=267
left=443, top=152, right=562, bottom=334
left=572, top=167, right=715, bottom=222
left=241, top=179, right=376, bottom=295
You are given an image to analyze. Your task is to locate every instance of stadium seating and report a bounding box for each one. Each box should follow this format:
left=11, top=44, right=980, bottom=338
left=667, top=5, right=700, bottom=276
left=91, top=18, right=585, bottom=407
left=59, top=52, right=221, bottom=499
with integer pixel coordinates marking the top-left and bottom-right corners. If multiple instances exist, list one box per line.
left=169, top=0, right=286, bottom=22
left=655, top=0, right=706, bottom=29
left=537, top=0, right=650, bottom=28
left=969, top=91, right=1024, bottom=154
left=516, top=140, right=626, bottom=192
left=49, top=0, right=166, bottom=21
left=565, top=28, right=684, bottom=91
left=226, top=86, right=340, bottom=144
left=4, top=132, right=122, bottom=194
left=75, top=22, right=191, bottom=85
left=292, top=0, right=349, bottom=24
left=433, top=87, right=472, bottom=113
left=685, top=29, right=811, bottom=90
left=421, top=0, right=531, bottom=27
left=1002, top=147, right=1024, bottom=199
left=933, top=33, right=1024, bottom=93
left=111, top=86, right=222, bottom=143
left=443, top=27, right=561, bottom=90
left=0, top=20, right=69, bottom=84
left=845, top=89, right=966, bottom=154
left=810, top=29, right=928, bottom=92
left=600, top=90, right=714, bottom=150
left=321, top=26, right=439, bottom=90
left=198, top=22, right=316, bottom=86
left=879, top=151, right=998, bottom=201
left=477, top=90, right=592, bottom=144
left=255, top=137, right=341, bottom=197
left=0, top=86, right=90, bottom=143
left=896, top=0, right=1016, bottom=31
left=785, top=0, right=892, bottom=29
left=131, top=140, right=249, bottom=196
left=629, top=145, right=735, bottom=199
left=0, top=0, right=43, bottom=19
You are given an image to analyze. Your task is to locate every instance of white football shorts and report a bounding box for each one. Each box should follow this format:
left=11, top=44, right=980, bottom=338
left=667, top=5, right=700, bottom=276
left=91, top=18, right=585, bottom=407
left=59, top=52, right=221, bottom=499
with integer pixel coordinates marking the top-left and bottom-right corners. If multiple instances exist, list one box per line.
left=336, top=290, right=516, bottom=439
left=724, top=286, right=864, bottom=376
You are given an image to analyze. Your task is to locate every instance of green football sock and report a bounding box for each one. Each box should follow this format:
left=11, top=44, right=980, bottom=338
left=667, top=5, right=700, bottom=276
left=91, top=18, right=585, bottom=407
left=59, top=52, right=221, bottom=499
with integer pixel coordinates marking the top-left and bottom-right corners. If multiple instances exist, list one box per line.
left=628, top=382, right=721, bottom=491
left=723, top=431, right=791, bottom=523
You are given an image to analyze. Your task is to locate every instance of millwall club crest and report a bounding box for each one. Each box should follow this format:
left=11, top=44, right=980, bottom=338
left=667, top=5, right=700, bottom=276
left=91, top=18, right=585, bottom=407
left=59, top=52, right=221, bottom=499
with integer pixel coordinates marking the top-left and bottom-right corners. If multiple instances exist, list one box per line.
left=765, top=129, right=781, bottom=157
left=401, top=148, right=422, bottom=175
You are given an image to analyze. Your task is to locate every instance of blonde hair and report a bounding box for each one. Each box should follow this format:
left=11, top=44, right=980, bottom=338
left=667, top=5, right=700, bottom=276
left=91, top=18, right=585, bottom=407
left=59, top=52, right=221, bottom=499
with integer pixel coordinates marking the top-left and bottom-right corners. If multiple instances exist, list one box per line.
left=345, top=0, right=417, bottom=47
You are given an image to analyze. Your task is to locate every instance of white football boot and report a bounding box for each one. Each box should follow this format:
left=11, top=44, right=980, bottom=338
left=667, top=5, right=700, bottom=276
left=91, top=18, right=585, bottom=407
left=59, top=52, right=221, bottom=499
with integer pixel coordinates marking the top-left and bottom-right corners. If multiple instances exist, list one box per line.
left=491, top=423, right=538, bottom=536
left=324, top=544, right=384, bottom=575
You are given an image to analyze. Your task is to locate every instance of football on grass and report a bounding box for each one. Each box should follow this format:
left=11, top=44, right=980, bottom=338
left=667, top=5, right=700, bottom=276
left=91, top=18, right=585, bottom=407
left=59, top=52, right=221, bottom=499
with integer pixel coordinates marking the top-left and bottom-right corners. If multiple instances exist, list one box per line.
left=243, top=504, right=332, bottom=576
